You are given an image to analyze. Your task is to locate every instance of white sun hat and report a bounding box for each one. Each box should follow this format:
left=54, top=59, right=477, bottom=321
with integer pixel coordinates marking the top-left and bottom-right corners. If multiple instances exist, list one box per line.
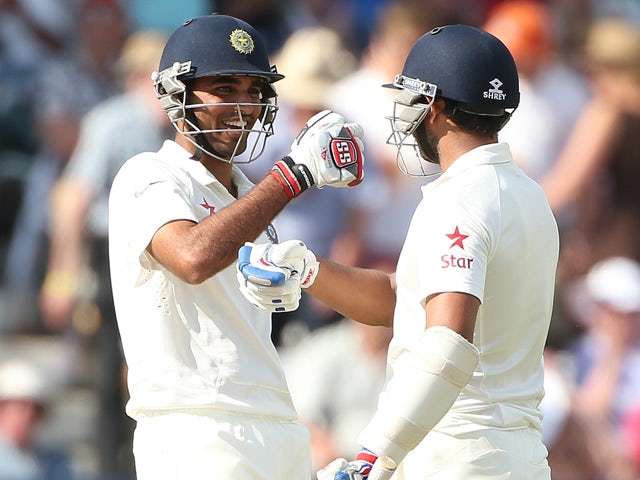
left=0, top=359, right=50, bottom=405
left=585, top=256, right=640, bottom=314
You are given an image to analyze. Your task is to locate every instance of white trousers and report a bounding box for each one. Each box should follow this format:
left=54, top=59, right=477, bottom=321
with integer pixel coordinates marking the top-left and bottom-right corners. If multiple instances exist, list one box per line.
left=132, top=410, right=311, bottom=480
left=397, top=428, right=551, bottom=479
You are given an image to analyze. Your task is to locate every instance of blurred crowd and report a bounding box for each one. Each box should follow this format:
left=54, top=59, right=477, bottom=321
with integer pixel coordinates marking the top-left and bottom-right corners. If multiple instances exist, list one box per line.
left=0, top=0, right=639, bottom=478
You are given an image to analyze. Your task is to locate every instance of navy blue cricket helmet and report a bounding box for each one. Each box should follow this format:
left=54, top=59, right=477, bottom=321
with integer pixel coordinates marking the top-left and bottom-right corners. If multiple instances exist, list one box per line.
left=152, top=14, right=283, bottom=163
left=159, top=14, right=283, bottom=95
left=386, top=24, right=520, bottom=174
left=399, top=24, right=519, bottom=113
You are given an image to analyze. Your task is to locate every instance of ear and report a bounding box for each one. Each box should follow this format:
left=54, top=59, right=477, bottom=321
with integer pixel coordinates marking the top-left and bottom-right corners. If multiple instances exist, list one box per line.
left=426, top=97, right=446, bottom=124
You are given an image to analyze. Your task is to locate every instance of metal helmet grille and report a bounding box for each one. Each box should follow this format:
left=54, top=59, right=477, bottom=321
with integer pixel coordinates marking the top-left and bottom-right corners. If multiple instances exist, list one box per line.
left=177, top=100, right=277, bottom=164
left=152, top=61, right=278, bottom=164
left=385, top=83, right=440, bottom=177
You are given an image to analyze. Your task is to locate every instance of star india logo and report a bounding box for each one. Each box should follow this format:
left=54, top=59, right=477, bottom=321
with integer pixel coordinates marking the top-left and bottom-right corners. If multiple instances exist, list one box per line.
left=441, top=226, right=474, bottom=269
left=229, top=29, right=254, bottom=54
left=446, top=226, right=469, bottom=249
left=200, top=198, right=216, bottom=216
left=483, top=78, right=506, bottom=100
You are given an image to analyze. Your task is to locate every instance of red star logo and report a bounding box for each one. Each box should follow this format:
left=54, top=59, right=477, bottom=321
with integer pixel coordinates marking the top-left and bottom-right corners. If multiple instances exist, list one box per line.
left=446, top=226, right=469, bottom=249
left=200, top=198, right=216, bottom=216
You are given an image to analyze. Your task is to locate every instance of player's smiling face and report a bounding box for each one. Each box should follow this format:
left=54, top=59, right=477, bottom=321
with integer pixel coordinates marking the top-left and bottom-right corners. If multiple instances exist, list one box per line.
left=188, top=75, right=265, bottom=159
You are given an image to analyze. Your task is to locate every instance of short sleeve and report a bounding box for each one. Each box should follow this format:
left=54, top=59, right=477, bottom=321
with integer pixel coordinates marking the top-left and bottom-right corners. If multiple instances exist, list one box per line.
left=414, top=201, right=493, bottom=304
left=109, top=156, right=198, bottom=267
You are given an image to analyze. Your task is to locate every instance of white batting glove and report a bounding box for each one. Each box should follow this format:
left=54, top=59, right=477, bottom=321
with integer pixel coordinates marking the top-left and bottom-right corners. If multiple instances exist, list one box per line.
left=317, top=449, right=379, bottom=480
left=237, top=240, right=319, bottom=313
left=270, top=110, right=365, bottom=199
left=317, top=458, right=349, bottom=480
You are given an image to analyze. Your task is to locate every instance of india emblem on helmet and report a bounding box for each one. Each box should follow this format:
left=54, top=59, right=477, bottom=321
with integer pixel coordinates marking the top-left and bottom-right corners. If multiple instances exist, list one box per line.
left=230, top=29, right=255, bottom=55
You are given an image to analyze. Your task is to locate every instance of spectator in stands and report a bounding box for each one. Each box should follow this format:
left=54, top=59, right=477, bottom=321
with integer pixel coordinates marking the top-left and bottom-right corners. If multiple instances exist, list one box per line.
left=541, top=17, right=640, bottom=273
left=281, top=320, right=391, bottom=473
left=568, top=256, right=640, bottom=479
left=37, top=30, right=169, bottom=477
left=0, top=358, right=73, bottom=480
left=482, top=0, right=589, bottom=181
left=327, top=1, right=436, bottom=271
left=3, top=0, right=129, bottom=332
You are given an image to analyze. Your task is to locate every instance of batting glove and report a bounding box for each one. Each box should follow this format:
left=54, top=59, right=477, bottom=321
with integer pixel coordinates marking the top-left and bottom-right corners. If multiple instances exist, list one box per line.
left=317, top=449, right=378, bottom=480
left=237, top=240, right=319, bottom=313
left=270, top=110, right=365, bottom=199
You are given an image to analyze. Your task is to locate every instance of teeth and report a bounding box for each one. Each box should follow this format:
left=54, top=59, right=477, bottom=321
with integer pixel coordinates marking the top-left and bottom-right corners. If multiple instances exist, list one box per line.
left=226, top=120, right=247, bottom=128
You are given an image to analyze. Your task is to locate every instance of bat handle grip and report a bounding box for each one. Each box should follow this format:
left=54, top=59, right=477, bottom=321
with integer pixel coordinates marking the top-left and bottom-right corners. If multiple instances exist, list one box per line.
left=368, top=456, right=397, bottom=480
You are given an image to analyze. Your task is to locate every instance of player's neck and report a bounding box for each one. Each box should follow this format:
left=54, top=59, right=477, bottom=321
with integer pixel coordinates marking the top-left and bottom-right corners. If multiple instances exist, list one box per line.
left=439, top=132, right=496, bottom=172
left=201, top=155, right=237, bottom=197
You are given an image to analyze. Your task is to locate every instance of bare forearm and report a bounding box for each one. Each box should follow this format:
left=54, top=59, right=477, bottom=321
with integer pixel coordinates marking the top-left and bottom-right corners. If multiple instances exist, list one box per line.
left=41, top=179, right=91, bottom=326
left=541, top=98, right=619, bottom=212
left=307, top=259, right=395, bottom=327
left=149, top=174, right=289, bottom=283
left=47, top=179, right=91, bottom=272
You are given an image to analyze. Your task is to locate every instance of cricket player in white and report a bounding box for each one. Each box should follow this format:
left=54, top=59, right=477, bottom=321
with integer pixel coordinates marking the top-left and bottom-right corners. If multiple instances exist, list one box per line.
left=239, top=25, right=559, bottom=479
left=108, top=14, right=364, bottom=480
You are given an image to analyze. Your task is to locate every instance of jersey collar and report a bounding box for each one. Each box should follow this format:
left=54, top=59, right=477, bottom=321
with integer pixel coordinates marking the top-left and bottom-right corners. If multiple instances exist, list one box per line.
left=441, top=142, right=513, bottom=178
left=161, top=140, right=255, bottom=196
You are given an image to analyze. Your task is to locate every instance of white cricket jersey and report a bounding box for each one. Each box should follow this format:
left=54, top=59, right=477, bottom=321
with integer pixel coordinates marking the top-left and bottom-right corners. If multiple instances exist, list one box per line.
left=387, top=143, right=559, bottom=435
left=108, top=140, right=297, bottom=421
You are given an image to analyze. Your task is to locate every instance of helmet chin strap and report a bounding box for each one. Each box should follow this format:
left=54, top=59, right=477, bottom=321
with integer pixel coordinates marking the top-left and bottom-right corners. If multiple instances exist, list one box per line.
left=190, top=146, right=203, bottom=161
left=193, top=132, right=218, bottom=161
